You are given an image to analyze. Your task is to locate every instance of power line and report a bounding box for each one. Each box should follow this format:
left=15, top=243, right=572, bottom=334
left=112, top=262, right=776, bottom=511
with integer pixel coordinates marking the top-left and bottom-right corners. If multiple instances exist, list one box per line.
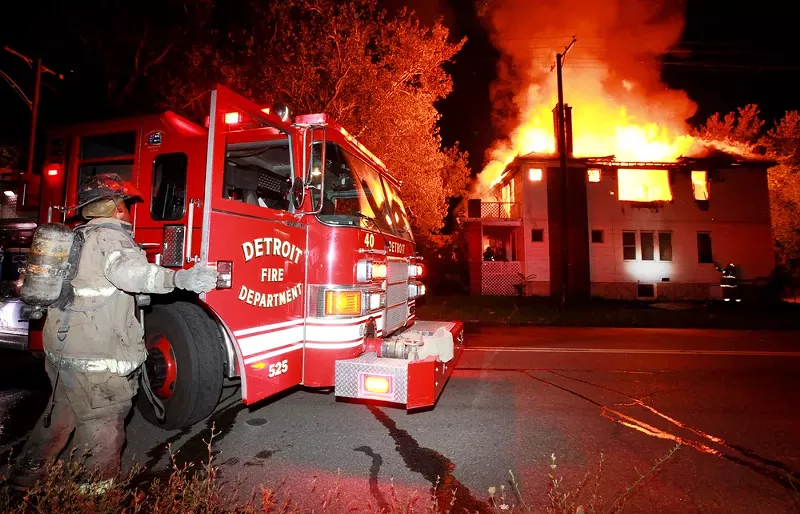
left=0, top=68, right=32, bottom=107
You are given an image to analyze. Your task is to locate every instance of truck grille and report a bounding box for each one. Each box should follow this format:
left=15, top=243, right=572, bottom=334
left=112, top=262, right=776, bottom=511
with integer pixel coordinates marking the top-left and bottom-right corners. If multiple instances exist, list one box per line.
left=383, top=259, right=408, bottom=335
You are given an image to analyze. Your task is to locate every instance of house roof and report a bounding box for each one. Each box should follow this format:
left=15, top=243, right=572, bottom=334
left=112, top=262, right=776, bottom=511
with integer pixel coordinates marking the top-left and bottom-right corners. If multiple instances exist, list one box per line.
left=492, top=148, right=777, bottom=192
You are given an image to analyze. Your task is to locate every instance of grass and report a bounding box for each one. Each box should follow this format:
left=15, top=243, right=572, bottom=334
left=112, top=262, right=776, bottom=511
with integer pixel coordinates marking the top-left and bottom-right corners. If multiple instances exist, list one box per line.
left=0, top=425, right=683, bottom=514
left=415, top=295, right=800, bottom=331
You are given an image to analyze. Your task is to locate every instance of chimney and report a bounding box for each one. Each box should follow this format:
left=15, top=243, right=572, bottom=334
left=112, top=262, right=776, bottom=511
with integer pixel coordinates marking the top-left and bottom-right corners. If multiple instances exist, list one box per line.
left=552, top=104, right=574, bottom=157
left=564, top=104, right=574, bottom=157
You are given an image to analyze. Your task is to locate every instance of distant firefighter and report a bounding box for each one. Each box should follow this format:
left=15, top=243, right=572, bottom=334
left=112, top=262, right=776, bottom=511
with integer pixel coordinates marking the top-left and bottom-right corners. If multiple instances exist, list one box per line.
left=716, top=262, right=741, bottom=302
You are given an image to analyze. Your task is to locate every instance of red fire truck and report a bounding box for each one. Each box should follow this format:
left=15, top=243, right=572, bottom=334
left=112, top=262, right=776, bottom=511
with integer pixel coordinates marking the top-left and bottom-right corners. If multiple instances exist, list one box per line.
left=9, top=85, right=463, bottom=429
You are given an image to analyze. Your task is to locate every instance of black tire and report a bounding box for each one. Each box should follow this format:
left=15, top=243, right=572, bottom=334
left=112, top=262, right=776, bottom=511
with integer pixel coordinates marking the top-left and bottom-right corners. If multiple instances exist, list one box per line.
left=137, top=302, right=224, bottom=430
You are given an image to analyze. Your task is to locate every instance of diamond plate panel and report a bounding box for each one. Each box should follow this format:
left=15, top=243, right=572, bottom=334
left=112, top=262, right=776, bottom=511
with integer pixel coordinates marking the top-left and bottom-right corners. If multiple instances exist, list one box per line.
left=335, top=352, right=409, bottom=403
left=403, top=320, right=456, bottom=335
left=161, top=225, right=186, bottom=267
left=0, top=195, right=18, bottom=219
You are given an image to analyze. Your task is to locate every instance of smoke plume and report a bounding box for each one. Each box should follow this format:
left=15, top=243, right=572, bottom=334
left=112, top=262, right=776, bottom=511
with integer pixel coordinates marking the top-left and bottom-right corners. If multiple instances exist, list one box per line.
left=476, top=0, right=700, bottom=194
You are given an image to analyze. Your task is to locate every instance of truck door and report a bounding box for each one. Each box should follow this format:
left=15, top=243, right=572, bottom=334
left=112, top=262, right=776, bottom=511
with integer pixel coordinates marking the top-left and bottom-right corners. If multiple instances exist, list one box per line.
left=201, top=86, right=307, bottom=404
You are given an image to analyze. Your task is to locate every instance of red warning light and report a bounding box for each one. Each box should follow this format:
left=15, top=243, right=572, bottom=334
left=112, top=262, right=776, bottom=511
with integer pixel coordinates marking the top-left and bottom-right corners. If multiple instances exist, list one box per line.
left=225, top=112, right=242, bottom=124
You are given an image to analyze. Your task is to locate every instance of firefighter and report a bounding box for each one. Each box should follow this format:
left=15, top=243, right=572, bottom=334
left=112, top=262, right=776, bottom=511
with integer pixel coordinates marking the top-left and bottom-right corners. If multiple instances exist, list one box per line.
left=716, top=262, right=741, bottom=302
left=9, top=173, right=218, bottom=492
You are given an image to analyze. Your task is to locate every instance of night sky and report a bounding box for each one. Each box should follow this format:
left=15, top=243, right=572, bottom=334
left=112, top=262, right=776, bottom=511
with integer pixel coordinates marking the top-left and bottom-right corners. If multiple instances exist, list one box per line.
left=2, top=0, right=799, bottom=174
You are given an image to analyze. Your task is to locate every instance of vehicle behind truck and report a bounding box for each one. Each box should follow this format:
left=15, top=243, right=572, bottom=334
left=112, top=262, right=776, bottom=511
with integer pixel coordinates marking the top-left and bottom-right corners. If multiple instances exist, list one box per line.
left=2, top=86, right=462, bottom=429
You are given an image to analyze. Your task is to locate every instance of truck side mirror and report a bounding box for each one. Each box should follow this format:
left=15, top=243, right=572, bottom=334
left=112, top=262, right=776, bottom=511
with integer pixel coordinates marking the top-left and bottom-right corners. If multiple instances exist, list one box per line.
left=291, top=175, right=306, bottom=211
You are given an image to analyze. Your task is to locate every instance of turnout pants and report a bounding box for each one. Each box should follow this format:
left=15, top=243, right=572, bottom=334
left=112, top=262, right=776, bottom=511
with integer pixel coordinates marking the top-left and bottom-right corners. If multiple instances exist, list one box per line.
left=12, top=360, right=138, bottom=487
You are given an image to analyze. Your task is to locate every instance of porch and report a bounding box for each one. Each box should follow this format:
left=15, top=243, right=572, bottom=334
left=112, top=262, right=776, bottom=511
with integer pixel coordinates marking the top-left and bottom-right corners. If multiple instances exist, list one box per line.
left=481, top=260, right=523, bottom=296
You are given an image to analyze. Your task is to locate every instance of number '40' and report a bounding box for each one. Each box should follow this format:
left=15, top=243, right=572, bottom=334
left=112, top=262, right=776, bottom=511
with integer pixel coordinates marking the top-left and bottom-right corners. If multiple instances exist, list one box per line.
left=268, top=360, right=288, bottom=378
left=364, top=233, right=375, bottom=248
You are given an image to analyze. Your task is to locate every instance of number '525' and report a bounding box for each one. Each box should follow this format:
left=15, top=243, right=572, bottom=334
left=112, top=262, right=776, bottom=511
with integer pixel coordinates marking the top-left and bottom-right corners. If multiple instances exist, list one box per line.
left=268, top=360, right=288, bottom=378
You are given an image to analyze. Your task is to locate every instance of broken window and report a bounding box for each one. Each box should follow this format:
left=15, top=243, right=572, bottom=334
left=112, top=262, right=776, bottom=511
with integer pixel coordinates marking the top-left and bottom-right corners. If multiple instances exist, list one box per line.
left=691, top=171, right=709, bottom=201
left=591, top=229, right=604, bottom=243
left=659, top=232, right=673, bottom=261
left=697, top=232, right=713, bottom=263
left=617, top=169, right=672, bottom=202
left=587, top=168, right=601, bottom=183
left=531, top=229, right=544, bottom=242
left=640, top=232, right=655, bottom=261
left=622, top=231, right=637, bottom=260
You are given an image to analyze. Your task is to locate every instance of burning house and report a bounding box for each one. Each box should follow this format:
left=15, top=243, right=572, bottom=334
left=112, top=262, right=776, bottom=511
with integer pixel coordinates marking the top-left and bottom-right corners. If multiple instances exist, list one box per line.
left=466, top=0, right=778, bottom=301
left=464, top=107, right=775, bottom=301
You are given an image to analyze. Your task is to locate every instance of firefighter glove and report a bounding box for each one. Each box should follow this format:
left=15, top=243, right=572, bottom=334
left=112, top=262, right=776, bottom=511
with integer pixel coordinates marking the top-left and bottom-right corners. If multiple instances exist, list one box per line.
left=174, top=266, right=218, bottom=293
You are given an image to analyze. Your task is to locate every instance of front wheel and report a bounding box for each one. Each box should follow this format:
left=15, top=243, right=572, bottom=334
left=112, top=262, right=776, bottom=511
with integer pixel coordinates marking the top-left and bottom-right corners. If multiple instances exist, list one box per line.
left=137, top=302, right=225, bottom=430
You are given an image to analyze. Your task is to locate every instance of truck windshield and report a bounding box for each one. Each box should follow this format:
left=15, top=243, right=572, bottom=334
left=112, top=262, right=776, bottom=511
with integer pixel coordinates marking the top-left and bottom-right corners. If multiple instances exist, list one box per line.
left=312, top=143, right=412, bottom=241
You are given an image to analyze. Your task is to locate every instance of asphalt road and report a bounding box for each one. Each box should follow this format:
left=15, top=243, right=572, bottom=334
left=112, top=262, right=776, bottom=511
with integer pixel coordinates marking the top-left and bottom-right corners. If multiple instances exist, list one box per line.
left=2, top=326, right=799, bottom=512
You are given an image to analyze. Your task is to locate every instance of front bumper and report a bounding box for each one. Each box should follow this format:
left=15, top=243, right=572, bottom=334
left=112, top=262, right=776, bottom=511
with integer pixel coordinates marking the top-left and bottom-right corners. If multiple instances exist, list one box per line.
left=334, top=320, right=463, bottom=409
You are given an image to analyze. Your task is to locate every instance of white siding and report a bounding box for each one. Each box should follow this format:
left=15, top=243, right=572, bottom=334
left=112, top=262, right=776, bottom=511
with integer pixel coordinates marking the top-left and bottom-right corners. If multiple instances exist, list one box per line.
left=587, top=167, right=774, bottom=288
left=521, top=168, right=550, bottom=282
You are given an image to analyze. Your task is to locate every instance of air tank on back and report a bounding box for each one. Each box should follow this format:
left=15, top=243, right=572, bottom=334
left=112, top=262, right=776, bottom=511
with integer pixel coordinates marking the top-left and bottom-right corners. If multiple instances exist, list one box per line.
left=21, top=223, right=75, bottom=317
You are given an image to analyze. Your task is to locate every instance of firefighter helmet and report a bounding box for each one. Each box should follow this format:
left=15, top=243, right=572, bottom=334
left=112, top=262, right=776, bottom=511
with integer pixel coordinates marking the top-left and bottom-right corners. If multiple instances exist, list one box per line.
left=77, top=173, right=142, bottom=208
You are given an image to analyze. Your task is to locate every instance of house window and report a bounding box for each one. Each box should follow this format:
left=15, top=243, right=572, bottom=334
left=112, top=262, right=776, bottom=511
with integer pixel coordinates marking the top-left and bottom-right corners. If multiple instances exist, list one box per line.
left=659, top=232, right=673, bottom=261
left=529, top=168, right=543, bottom=181
left=640, top=232, right=655, bottom=261
left=622, top=231, right=637, bottom=260
left=617, top=168, right=673, bottom=202
left=697, top=232, right=713, bottom=263
left=691, top=171, right=709, bottom=200
left=637, top=284, right=655, bottom=298
left=531, top=229, right=544, bottom=242
left=587, top=168, right=601, bottom=183
left=591, top=229, right=604, bottom=243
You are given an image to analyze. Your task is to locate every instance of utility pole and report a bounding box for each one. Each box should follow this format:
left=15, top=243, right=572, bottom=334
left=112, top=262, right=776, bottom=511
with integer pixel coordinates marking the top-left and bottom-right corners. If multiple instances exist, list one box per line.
left=2, top=47, right=63, bottom=176
left=27, top=59, right=42, bottom=175
left=554, top=36, right=576, bottom=307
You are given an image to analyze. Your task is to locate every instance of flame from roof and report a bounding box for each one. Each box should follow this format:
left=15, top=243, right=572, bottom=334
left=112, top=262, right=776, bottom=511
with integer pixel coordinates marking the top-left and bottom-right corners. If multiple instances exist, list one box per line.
left=475, top=0, right=753, bottom=196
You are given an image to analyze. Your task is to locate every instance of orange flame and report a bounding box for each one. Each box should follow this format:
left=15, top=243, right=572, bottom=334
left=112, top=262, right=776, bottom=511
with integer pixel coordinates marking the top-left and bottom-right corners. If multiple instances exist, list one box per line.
left=474, top=0, right=759, bottom=196
left=480, top=63, right=710, bottom=192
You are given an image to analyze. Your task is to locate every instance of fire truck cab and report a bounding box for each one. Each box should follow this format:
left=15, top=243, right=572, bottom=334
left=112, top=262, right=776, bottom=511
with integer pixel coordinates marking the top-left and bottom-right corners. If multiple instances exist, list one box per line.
left=19, top=85, right=463, bottom=429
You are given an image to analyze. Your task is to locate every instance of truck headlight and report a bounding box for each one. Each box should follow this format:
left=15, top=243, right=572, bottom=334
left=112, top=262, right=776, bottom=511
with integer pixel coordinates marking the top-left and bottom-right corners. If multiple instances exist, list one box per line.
left=365, top=291, right=386, bottom=311
left=356, top=259, right=388, bottom=283
left=408, top=282, right=426, bottom=299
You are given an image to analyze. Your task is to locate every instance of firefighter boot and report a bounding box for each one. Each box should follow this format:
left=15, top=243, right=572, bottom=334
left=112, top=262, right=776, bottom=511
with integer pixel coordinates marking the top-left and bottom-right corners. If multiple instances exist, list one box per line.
left=9, top=384, right=77, bottom=490
left=70, top=400, right=131, bottom=486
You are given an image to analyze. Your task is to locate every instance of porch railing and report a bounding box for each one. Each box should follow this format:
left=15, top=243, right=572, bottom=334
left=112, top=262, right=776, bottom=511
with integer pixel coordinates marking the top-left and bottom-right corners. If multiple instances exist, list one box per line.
left=480, top=202, right=520, bottom=219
